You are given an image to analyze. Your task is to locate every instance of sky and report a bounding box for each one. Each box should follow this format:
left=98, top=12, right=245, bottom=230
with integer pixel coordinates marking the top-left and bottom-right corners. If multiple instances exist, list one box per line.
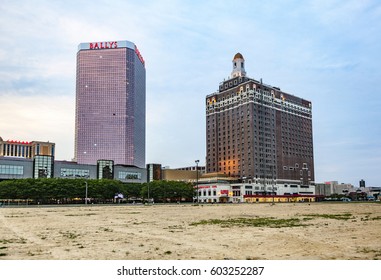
left=0, top=0, right=381, bottom=186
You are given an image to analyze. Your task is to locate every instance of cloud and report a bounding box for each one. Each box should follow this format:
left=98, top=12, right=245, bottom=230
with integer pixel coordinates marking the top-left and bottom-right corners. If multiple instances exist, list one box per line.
left=0, top=93, right=75, bottom=160
left=0, top=0, right=381, bottom=186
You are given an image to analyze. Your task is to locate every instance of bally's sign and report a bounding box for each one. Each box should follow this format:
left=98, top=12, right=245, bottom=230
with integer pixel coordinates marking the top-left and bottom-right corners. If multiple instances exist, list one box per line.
left=89, top=41, right=118, bottom=49
left=79, top=41, right=145, bottom=66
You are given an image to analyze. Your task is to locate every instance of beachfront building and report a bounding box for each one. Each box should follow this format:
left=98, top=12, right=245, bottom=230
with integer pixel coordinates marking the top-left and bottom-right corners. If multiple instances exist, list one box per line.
left=205, top=53, right=314, bottom=189
left=75, top=40, right=146, bottom=168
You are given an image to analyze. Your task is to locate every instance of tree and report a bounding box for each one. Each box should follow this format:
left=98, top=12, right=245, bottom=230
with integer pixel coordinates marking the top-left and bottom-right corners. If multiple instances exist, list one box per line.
left=141, top=180, right=194, bottom=202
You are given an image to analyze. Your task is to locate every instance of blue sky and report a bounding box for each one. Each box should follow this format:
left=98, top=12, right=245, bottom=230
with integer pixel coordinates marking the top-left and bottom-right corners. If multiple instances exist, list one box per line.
left=0, top=0, right=380, bottom=186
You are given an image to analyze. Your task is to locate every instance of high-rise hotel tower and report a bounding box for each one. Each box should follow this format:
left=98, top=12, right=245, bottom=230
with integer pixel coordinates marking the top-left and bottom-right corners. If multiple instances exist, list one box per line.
left=75, top=40, right=146, bottom=168
left=206, top=53, right=314, bottom=185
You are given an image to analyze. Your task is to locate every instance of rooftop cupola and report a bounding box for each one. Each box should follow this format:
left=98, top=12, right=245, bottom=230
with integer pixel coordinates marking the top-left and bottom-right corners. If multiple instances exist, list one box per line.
left=231, top=52, right=246, bottom=78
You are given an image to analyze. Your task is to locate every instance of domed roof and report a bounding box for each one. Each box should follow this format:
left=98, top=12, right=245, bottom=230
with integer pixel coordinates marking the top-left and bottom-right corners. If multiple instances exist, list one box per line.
left=233, top=53, right=244, bottom=60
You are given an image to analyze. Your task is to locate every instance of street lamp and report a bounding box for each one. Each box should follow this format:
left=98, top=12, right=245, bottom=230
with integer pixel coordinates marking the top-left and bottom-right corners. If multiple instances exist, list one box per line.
left=85, top=181, right=88, bottom=205
left=195, top=160, right=200, bottom=204
left=147, top=183, right=150, bottom=203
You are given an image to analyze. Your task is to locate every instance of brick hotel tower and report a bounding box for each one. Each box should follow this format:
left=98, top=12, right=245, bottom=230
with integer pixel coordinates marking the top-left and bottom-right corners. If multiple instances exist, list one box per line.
left=206, top=53, right=314, bottom=185
left=75, top=40, right=146, bottom=167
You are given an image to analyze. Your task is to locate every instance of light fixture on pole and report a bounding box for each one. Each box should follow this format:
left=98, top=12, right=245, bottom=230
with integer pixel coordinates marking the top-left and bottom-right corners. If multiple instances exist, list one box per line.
left=85, top=181, right=88, bottom=205
left=195, top=160, right=200, bottom=204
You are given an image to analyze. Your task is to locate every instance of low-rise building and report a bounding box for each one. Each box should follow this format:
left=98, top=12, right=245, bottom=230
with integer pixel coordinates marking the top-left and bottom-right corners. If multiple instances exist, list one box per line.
left=1, top=136, right=146, bottom=183
left=162, top=169, right=198, bottom=182
left=195, top=181, right=316, bottom=203
left=1, top=156, right=147, bottom=183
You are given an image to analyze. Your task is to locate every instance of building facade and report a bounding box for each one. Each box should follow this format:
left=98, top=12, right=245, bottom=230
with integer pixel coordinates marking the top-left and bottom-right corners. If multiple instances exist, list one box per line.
left=206, top=53, right=314, bottom=187
left=146, top=163, right=162, bottom=182
left=75, top=40, right=146, bottom=167
left=176, top=165, right=206, bottom=174
left=0, top=136, right=56, bottom=179
left=0, top=156, right=146, bottom=183
left=0, top=136, right=55, bottom=159
left=195, top=182, right=316, bottom=203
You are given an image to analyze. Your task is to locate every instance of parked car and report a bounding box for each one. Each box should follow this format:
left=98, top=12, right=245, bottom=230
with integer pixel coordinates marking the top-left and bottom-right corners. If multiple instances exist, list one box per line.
left=341, top=197, right=351, bottom=202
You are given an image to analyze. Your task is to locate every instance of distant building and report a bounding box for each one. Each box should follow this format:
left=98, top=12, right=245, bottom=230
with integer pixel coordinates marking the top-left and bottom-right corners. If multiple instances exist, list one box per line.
left=320, top=181, right=355, bottom=195
left=162, top=169, right=198, bottom=182
left=314, top=183, right=332, bottom=196
left=176, top=165, right=206, bottom=174
left=206, top=53, right=314, bottom=186
left=1, top=141, right=146, bottom=183
left=359, top=179, right=366, bottom=188
left=195, top=172, right=316, bottom=203
left=0, top=136, right=55, bottom=179
left=0, top=136, right=55, bottom=159
left=146, top=163, right=162, bottom=182
left=195, top=182, right=316, bottom=203
left=0, top=156, right=146, bottom=183
left=75, top=40, right=146, bottom=167
left=150, top=165, right=206, bottom=183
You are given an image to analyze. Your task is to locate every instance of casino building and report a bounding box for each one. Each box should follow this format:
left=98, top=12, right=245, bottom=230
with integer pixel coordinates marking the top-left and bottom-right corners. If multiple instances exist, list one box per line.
left=0, top=137, right=55, bottom=179
left=75, top=40, right=146, bottom=168
left=205, top=53, right=314, bottom=196
left=0, top=136, right=146, bottom=183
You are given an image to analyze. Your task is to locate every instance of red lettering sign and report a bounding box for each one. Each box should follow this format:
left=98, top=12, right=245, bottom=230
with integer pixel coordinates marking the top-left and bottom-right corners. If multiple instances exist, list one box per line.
left=135, top=46, right=145, bottom=66
left=89, top=41, right=118, bottom=50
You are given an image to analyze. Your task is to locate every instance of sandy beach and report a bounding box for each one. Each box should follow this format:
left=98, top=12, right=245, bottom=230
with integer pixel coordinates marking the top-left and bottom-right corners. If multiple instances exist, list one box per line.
left=0, top=202, right=380, bottom=260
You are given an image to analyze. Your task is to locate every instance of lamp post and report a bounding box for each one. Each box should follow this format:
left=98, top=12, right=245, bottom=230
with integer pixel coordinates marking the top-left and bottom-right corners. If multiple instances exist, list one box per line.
left=85, top=181, right=88, bottom=205
left=271, top=165, right=275, bottom=205
left=195, top=160, right=199, bottom=204
left=147, top=183, right=150, bottom=203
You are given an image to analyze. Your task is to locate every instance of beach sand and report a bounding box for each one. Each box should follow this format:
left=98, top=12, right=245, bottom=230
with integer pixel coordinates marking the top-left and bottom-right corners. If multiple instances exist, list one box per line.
left=0, top=202, right=380, bottom=260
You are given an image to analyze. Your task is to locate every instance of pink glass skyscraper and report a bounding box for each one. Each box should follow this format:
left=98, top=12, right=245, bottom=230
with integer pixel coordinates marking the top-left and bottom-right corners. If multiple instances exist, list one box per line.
left=74, top=40, right=146, bottom=168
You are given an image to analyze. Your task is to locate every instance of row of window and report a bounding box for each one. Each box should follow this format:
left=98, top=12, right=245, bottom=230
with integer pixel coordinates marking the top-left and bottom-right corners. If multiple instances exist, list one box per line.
left=60, top=168, right=90, bottom=178
left=118, top=171, right=142, bottom=180
left=198, top=190, right=218, bottom=197
left=220, top=77, right=244, bottom=90
left=0, top=161, right=144, bottom=181
left=2, top=144, right=33, bottom=158
left=0, top=165, right=24, bottom=175
left=207, top=100, right=311, bottom=122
